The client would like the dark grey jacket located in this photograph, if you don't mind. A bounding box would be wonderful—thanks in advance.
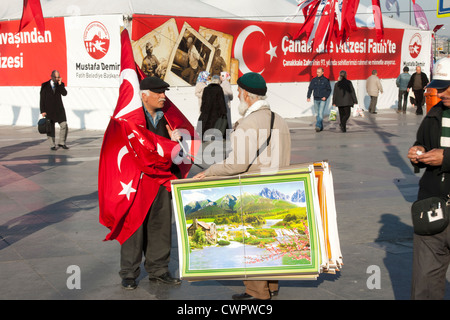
[332,79,358,107]
[413,102,450,200]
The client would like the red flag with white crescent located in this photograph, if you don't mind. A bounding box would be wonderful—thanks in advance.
[98,29,198,244]
[19,0,45,34]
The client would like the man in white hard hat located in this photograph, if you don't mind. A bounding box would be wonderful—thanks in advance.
[407,57,450,299]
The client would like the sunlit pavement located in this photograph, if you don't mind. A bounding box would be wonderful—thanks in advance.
[1,108,449,300]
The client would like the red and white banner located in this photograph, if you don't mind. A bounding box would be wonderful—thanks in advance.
[0,18,66,86]
[0,15,121,87]
[131,15,405,83]
[65,15,121,87]
[0,14,432,87]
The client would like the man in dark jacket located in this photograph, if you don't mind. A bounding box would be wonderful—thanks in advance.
[407,57,450,299]
[407,66,429,115]
[119,76,182,290]
[307,67,331,132]
[40,70,69,150]
[332,71,358,132]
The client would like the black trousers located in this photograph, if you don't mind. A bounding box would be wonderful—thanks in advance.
[119,185,173,279]
[398,90,408,112]
[338,106,351,132]
[411,223,450,299]
[413,89,425,114]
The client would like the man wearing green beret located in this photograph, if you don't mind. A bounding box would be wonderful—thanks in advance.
[194,72,291,300]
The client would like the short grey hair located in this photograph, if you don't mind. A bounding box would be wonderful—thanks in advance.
[247,92,267,101]
[140,90,150,98]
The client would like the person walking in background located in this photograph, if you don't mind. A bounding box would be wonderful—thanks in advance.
[406,57,450,299]
[408,66,429,115]
[220,71,234,129]
[332,71,358,133]
[366,70,383,114]
[396,66,411,114]
[307,67,331,132]
[40,70,69,150]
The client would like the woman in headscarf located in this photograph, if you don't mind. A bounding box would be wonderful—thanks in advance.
[332,70,358,132]
[195,71,210,109]
[198,75,228,139]
[220,71,234,129]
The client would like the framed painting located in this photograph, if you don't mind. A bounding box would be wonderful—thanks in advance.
[171,165,324,281]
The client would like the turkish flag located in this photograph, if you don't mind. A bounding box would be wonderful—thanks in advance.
[19,0,45,34]
[340,0,360,41]
[372,0,384,40]
[98,29,198,244]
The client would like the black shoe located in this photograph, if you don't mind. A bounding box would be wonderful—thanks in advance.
[50,146,57,151]
[149,272,181,285]
[121,278,137,290]
[232,292,269,300]
[58,144,69,149]
[270,290,279,297]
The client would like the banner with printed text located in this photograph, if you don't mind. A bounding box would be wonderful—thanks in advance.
[0,14,432,87]
[0,18,67,86]
[131,15,407,84]
[65,15,122,87]
[400,30,433,77]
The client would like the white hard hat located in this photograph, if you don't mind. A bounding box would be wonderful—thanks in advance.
[428,57,450,89]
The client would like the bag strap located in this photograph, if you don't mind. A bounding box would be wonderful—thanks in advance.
[246,111,275,172]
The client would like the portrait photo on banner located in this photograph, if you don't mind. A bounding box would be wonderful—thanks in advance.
[165,22,215,86]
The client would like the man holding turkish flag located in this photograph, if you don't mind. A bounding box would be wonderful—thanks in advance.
[98,29,198,289]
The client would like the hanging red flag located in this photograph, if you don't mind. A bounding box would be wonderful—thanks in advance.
[98,29,199,244]
[372,0,384,40]
[433,24,444,33]
[340,0,360,42]
[19,0,45,34]
[291,0,385,49]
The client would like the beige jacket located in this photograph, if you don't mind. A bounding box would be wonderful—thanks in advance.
[366,75,383,97]
[204,104,291,177]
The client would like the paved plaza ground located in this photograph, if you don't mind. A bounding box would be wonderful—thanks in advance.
[1,108,449,301]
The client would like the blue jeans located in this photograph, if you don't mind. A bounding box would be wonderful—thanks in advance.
[314,99,326,130]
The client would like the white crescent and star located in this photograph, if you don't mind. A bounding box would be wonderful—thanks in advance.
[234,25,277,74]
[116,138,165,201]
[117,146,128,173]
[117,145,136,200]
[118,180,136,200]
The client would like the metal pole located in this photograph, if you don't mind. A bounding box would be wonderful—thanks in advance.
[409,0,411,25]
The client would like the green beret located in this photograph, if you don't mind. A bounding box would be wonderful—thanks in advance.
[237,72,267,96]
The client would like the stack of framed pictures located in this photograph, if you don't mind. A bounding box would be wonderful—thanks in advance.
[171,161,343,281]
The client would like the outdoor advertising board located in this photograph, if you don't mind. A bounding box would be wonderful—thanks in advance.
[0,14,432,87]
[131,14,408,85]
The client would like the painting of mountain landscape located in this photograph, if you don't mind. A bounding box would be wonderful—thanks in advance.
[179,180,313,272]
